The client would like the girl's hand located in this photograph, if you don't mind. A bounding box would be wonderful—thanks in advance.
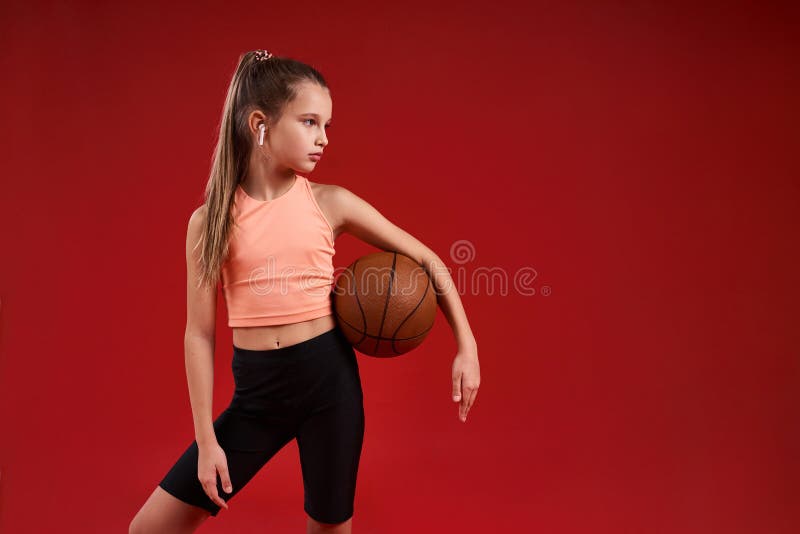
[452,347,480,422]
[198,442,233,511]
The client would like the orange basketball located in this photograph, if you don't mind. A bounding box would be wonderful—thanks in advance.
[332,251,437,357]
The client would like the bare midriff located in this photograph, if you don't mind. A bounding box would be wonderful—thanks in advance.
[232,314,337,350]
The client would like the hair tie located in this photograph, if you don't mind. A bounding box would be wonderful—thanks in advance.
[254,49,273,62]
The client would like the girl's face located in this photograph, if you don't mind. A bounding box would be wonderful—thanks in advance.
[267,81,332,173]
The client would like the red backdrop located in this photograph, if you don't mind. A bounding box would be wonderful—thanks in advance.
[1,1,797,532]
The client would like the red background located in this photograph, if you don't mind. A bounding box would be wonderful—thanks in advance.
[1,1,798,532]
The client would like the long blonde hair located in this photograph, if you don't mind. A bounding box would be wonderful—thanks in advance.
[194,50,329,290]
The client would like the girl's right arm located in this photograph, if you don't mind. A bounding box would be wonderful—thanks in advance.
[184,205,218,448]
[185,206,233,508]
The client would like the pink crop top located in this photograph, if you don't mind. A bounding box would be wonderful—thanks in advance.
[220,175,336,327]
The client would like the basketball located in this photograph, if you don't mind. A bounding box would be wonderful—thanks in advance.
[332,251,437,357]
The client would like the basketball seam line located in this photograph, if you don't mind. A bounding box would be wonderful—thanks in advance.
[390,268,433,354]
[374,252,397,354]
[351,258,368,347]
[334,313,435,342]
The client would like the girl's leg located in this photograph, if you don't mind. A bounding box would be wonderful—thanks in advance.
[129,486,210,534]
[296,332,365,531]
[132,405,296,531]
[307,515,353,534]
[297,395,364,529]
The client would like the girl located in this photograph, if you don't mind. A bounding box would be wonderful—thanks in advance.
[129,49,480,534]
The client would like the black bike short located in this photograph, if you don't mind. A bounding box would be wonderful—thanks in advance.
[158,325,365,524]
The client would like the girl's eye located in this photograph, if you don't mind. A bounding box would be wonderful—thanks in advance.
[303,118,331,129]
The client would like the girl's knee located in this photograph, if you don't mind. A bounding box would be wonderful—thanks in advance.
[306,514,353,533]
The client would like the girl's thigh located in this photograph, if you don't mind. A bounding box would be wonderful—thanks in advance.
[157,407,297,518]
[129,485,211,534]
[296,384,365,524]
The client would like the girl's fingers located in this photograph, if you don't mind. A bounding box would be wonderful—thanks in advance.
[205,478,230,509]
[452,371,462,402]
[459,387,470,420]
[203,482,228,509]
[465,388,478,416]
[459,387,478,421]
[218,464,233,494]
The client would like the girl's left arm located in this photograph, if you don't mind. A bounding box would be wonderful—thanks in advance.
[330,185,480,423]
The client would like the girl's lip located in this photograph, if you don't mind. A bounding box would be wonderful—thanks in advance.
[309,154,321,161]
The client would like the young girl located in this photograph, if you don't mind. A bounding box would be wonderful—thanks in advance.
[129,49,480,534]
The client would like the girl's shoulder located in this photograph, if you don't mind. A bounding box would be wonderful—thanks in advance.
[307,180,346,237]
[308,180,348,198]
[308,179,332,193]
[308,179,344,206]
[188,204,207,232]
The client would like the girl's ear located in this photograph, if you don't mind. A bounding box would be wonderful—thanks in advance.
[248,111,268,136]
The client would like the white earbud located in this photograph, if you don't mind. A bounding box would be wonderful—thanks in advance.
[258,124,265,146]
